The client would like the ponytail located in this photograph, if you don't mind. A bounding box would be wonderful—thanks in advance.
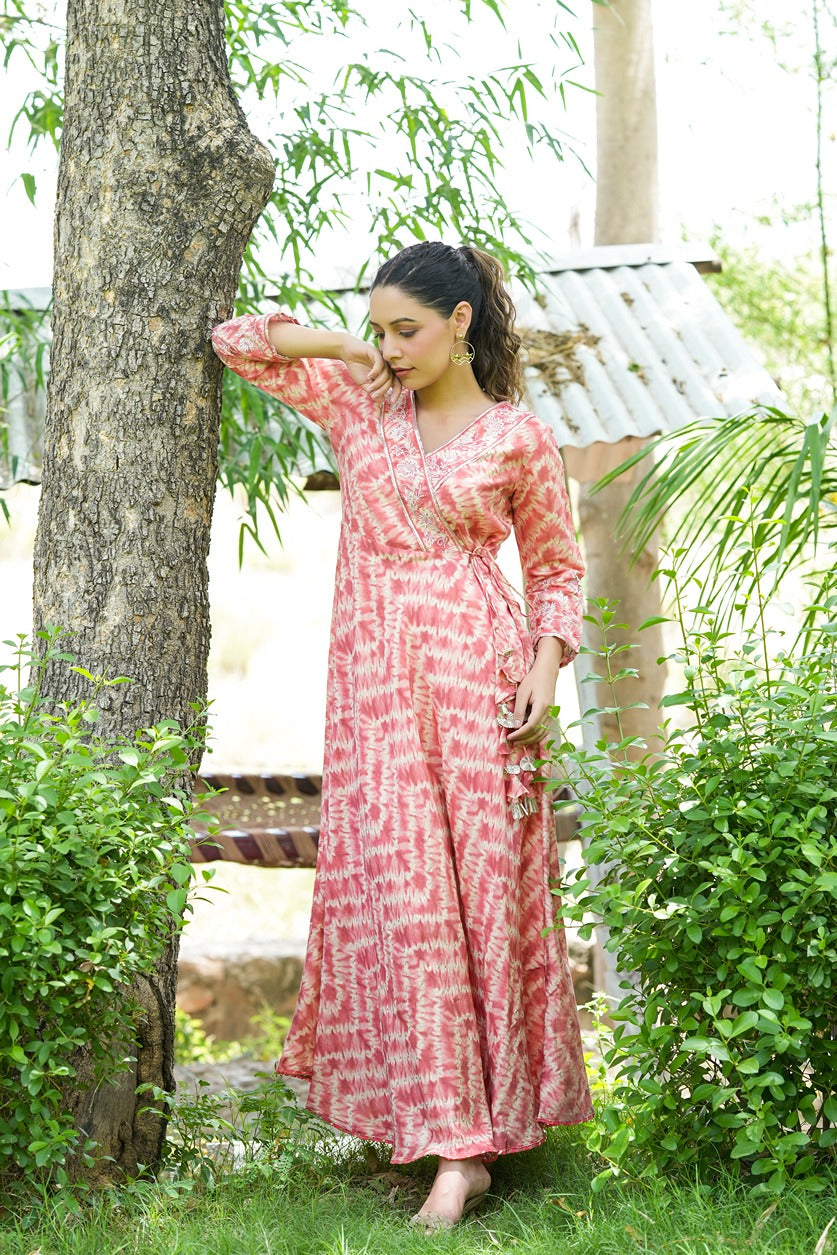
[370,241,524,403]
[459,246,523,403]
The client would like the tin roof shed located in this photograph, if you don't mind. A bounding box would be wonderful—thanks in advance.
[515,244,785,482]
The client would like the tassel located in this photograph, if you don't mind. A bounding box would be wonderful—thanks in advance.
[510,795,539,820]
[504,760,538,820]
[496,702,518,729]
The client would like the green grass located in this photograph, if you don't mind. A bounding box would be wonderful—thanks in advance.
[0,1126,834,1255]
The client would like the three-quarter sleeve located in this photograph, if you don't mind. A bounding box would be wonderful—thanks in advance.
[211,312,362,435]
[511,418,585,664]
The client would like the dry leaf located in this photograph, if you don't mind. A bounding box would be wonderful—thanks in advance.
[751,1200,778,1236]
[549,1195,587,1217]
[370,1170,407,1186]
[814,1217,835,1255]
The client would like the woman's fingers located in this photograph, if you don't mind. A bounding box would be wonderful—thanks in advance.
[507,690,549,744]
[340,343,402,404]
[358,349,390,389]
[363,366,391,396]
[341,337,404,404]
[507,719,547,745]
[364,359,401,403]
[343,338,392,394]
[511,683,532,730]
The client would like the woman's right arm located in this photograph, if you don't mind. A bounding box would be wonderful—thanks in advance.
[211,312,398,433]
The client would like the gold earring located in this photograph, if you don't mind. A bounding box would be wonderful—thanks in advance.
[450,337,475,366]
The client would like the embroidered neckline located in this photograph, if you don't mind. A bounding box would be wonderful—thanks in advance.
[408,391,508,458]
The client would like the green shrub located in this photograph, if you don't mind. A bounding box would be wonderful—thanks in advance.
[174,1005,291,1068]
[174,1009,243,1066]
[552,585,837,1195]
[0,632,206,1188]
[149,1072,326,1190]
[241,1004,292,1061]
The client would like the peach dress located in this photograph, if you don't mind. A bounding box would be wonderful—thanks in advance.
[212,313,594,1162]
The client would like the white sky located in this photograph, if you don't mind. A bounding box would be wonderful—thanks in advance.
[0,0,832,291]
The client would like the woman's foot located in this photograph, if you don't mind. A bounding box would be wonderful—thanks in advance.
[411,1155,491,1231]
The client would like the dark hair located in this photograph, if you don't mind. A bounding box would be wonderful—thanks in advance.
[370,241,523,403]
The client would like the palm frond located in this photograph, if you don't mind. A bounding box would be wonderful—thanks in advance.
[592,405,837,610]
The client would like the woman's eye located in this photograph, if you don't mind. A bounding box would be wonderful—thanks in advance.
[371,328,415,340]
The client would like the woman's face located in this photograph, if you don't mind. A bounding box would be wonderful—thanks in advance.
[368,286,470,391]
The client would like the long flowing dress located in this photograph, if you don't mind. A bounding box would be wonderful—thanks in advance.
[211,313,594,1163]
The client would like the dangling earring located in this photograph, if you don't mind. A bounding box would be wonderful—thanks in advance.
[450,337,475,366]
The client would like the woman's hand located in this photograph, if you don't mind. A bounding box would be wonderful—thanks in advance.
[340,334,402,403]
[506,640,564,746]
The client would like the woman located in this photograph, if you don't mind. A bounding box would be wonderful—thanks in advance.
[211,241,593,1230]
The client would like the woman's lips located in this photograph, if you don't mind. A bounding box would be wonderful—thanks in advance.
[393,367,413,377]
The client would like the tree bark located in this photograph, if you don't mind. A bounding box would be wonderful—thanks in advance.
[32,0,274,1181]
[577,477,666,759]
[582,0,663,1005]
[583,0,665,762]
[593,0,659,244]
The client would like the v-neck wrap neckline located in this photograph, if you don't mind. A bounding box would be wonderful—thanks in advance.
[408,390,504,458]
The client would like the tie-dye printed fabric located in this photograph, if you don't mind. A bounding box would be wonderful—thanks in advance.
[211,313,594,1162]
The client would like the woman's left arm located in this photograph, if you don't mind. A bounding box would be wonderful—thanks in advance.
[506,418,585,745]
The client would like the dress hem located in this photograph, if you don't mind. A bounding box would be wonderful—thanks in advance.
[275,1063,593,1164]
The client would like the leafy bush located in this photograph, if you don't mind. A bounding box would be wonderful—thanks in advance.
[0,633,206,1188]
[552,583,837,1195]
[241,1004,292,1061]
[175,1005,291,1067]
[174,1010,243,1066]
[149,1072,327,1190]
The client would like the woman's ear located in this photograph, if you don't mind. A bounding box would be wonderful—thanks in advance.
[451,301,473,338]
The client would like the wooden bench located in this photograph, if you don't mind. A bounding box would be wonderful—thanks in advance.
[189,773,580,868]
[190,772,323,867]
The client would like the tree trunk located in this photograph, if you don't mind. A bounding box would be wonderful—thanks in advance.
[582,0,663,1005]
[577,478,666,760]
[583,0,664,761]
[592,0,659,244]
[32,0,274,1181]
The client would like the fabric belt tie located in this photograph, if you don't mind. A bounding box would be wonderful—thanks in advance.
[466,548,540,821]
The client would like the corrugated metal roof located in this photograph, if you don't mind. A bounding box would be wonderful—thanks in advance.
[517,259,785,453]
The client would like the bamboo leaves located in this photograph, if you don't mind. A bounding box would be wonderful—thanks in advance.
[0,0,589,550]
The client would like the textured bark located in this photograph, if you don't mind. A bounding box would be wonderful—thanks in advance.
[577,477,666,762]
[32,0,274,1180]
[65,946,181,1184]
[592,0,659,245]
[584,0,665,763]
[585,0,662,1006]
